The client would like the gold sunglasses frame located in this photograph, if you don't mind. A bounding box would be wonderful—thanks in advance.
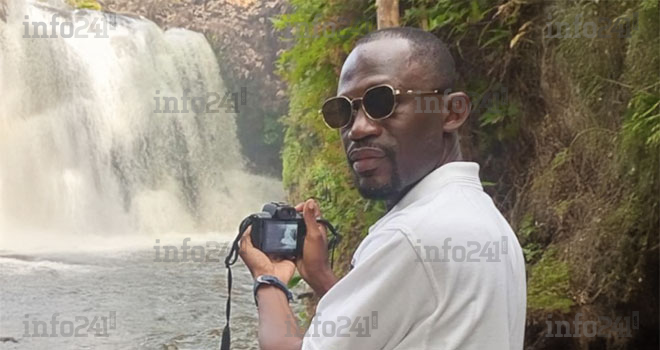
[319,83,444,129]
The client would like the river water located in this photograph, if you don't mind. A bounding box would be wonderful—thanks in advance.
[0,237,266,349]
[0,1,290,348]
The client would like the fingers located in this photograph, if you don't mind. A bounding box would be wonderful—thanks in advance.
[302,199,319,236]
[238,225,254,255]
[303,199,329,243]
[308,198,321,217]
[296,198,321,217]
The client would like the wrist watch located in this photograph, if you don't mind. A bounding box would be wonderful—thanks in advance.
[253,275,293,306]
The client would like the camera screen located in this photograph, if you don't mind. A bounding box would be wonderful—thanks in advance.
[262,220,299,253]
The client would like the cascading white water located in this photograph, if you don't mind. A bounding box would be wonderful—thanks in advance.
[0,0,282,249]
[0,4,284,348]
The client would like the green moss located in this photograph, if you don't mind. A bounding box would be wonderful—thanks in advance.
[527,248,574,313]
[553,199,571,218]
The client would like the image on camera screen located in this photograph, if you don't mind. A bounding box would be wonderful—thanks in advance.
[263,220,298,252]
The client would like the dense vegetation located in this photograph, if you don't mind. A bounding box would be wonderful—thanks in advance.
[274,0,659,348]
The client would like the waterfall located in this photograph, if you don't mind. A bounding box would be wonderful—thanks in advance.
[0,0,282,247]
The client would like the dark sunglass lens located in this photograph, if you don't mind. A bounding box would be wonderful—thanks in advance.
[363,86,395,119]
[322,98,352,128]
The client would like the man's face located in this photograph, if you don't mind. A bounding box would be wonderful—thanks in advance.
[338,38,448,201]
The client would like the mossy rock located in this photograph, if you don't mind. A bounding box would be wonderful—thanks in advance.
[527,248,574,313]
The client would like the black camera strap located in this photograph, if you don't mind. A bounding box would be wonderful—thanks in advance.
[220,217,340,350]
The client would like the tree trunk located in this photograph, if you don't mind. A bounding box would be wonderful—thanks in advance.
[376,0,400,29]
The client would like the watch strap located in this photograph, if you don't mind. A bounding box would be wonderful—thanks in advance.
[253,275,293,306]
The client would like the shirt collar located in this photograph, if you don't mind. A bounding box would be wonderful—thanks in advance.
[390,161,483,212]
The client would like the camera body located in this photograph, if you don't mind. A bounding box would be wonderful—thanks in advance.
[250,202,306,257]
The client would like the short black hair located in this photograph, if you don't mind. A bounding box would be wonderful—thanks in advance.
[355,27,456,89]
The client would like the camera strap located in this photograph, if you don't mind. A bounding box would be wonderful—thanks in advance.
[220,217,340,350]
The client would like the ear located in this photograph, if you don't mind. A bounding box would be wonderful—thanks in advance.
[443,92,471,132]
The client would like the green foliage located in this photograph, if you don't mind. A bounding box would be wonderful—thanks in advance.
[405,0,524,153]
[263,113,285,146]
[287,274,303,289]
[274,0,375,86]
[518,213,542,263]
[527,248,574,313]
[623,92,660,148]
[403,0,500,38]
[618,0,659,242]
[620,91,660,215]
[522,1,658,343]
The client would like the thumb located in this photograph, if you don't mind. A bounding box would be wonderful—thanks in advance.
[239,225,255,254]
[302,199,322,239]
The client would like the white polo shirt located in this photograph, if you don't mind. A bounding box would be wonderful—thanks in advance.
[302,161,526,350]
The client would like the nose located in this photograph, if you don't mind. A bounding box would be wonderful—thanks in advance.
[348,104,382,141]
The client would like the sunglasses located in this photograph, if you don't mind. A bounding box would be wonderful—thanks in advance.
[320,84,444,129]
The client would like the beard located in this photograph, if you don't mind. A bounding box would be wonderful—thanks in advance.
[355,173,401,199]
[351,147,402,200]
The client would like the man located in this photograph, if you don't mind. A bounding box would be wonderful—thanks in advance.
[239,27,527,349]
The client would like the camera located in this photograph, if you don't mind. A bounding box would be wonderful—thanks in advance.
[250,202,306,257]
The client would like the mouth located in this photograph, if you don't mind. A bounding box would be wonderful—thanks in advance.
[349,147,386,175]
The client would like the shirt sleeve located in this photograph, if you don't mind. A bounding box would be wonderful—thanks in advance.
[302,228,436,350]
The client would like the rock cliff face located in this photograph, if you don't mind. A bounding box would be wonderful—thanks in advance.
[103,0,290,176]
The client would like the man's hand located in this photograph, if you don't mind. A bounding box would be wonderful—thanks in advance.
[295,199,338,297]
[238,225,296,284]
[238,226,303,350]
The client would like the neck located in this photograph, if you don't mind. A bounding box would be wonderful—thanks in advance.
[439,133,463,165]
[385,192,406,211]
[385,137,462,211]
